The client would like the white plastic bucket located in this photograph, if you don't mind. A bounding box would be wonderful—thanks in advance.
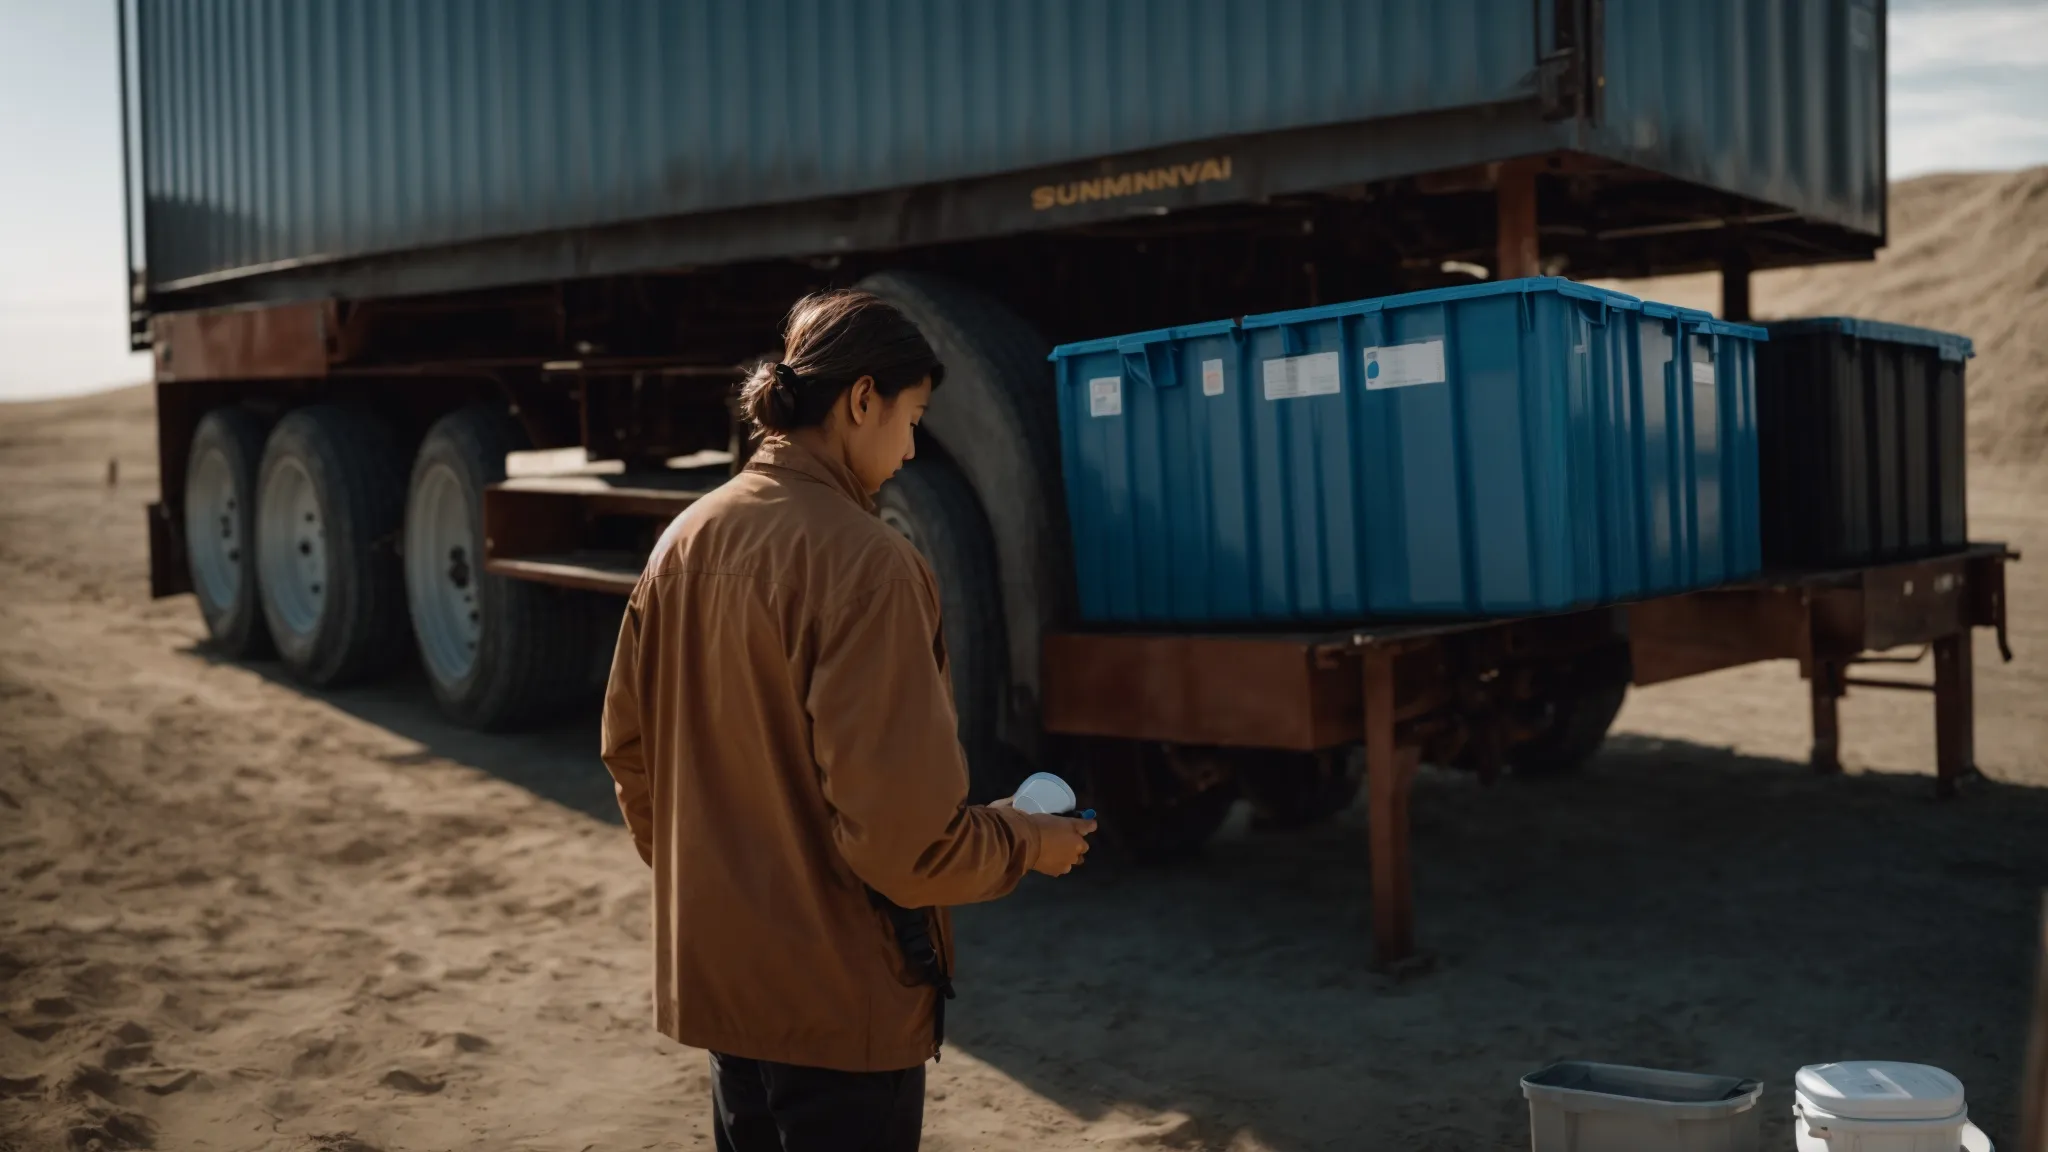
[1792,1062,1991,1152]
[1010,772,1078,815]
[1521,1062,1762,1152]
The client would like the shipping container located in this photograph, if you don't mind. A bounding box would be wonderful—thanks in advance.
[1050,279,1764,625]
[1757,318,1972,569]
[121,0,1885,315]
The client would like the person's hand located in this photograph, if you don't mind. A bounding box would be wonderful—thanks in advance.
[1022,812,1096,876]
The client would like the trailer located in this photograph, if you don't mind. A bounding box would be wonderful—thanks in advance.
[1043,543,2016,964]
[125,0,2008,884]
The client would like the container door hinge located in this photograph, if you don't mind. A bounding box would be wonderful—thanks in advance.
[1534,0,1603,124]
[1537,50,1581,122]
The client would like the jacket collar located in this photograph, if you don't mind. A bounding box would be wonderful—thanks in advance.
[746,436,876,513]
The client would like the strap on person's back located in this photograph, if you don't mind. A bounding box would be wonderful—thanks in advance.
[867,888,954,1056]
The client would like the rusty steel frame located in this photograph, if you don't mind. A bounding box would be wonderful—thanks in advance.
[1040,544,2017,966]
[479,475,713,596]
[151,300,341,382]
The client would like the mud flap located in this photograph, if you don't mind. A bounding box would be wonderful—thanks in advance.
[147,501,191,598]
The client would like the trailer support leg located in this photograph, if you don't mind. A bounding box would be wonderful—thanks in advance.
[1496,162,1541,280]
[1810,658,1844,775]
[1934,631,1976,798]
[1721,249,1753,322]
[1364,648,1421,968]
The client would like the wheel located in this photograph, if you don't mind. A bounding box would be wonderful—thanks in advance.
[857,272,1067,766]
[1237,747,1364,829]
[1509,679,1630,778]
[254,405,411,687]
[1081,741,1240,863]
[877,453,1020,803]
[182,407,272,657]
[405,404,609,729]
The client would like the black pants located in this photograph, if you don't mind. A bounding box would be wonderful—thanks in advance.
[710,1052,924,1152]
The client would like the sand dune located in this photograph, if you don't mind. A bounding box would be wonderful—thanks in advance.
[1603,166,2048,466]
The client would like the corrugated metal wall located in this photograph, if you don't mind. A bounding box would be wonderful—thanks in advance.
[134,0,1536,289]
[1594,0,1884,238]
[130,0,1884,294]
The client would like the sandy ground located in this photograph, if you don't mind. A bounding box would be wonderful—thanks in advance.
[4,172,2046,1150]
[1,397,2043,1152]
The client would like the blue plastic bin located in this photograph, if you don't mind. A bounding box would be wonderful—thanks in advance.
[1049,278,1765,625]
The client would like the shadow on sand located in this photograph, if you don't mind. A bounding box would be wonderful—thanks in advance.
[185,645,2048,1150]
[180,644,620,822]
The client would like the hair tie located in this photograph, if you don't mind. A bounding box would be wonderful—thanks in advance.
[771,362,801,393]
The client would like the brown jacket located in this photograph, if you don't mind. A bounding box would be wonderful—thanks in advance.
[600,437,1042,1072]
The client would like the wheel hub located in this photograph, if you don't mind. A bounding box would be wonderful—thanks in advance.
[258,456,327,642]
[405,463,483,686]
[184,446,243,612]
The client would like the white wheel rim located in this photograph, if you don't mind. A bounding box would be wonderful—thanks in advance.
[405,461,482,686]
[184,446,244,614]
[258,456,327,644]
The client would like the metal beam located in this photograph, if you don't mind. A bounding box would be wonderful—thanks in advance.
[1364,646,1422,968]
[1496,161,1541,279]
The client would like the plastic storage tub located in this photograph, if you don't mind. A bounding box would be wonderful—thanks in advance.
[1757,318,1972,569]
[1050,278,1765,625]
[1793,1062,1989,1152]
[1521,1061,1762,1152]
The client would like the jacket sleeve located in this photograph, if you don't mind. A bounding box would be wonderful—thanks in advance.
[808,575,1041,908]
[600,597,655,866]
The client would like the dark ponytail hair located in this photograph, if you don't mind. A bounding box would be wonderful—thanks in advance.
[738,290,945,435]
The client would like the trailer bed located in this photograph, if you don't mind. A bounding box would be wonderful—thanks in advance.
[1042,543,2018,966]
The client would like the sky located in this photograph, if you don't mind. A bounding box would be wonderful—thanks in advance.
[2,1,2046,402]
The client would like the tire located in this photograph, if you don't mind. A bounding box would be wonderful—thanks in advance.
[857,273,1067,764]
[1509,679,1630,778]
[1081,741,1240,863]
[1237,747,1364,830]
[254,406,411,687]
[877,453,1020,803]
[182,407,273,657]
[405,404,608,729]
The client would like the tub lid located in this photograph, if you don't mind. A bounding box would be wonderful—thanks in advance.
[1795,1062,1964,1121]
[1766,317,1975,361]
[1239,276,1642,331]
[1048,318,1239,361]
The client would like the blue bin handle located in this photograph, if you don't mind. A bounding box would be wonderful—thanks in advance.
[1118,335,1182,389]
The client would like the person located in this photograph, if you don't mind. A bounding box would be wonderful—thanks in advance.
[600,289,1096,1152]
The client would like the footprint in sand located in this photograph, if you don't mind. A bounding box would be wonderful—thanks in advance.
[380,1069,445,1095]
[311,1134,384,1152]
[63,1108,155,1151]
[101,1042,153,1071]
[65,1064,127,1103]
[289,1034,361,1079]
[333,839,387,866]
[136,1068,200,1096]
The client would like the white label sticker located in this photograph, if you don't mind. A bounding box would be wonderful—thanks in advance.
[1201,358,1225,397]
[1691,360,1715,386]
[1087,376,1122,418]
[1261,352,1341,401]
[1363,339,1447,390]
